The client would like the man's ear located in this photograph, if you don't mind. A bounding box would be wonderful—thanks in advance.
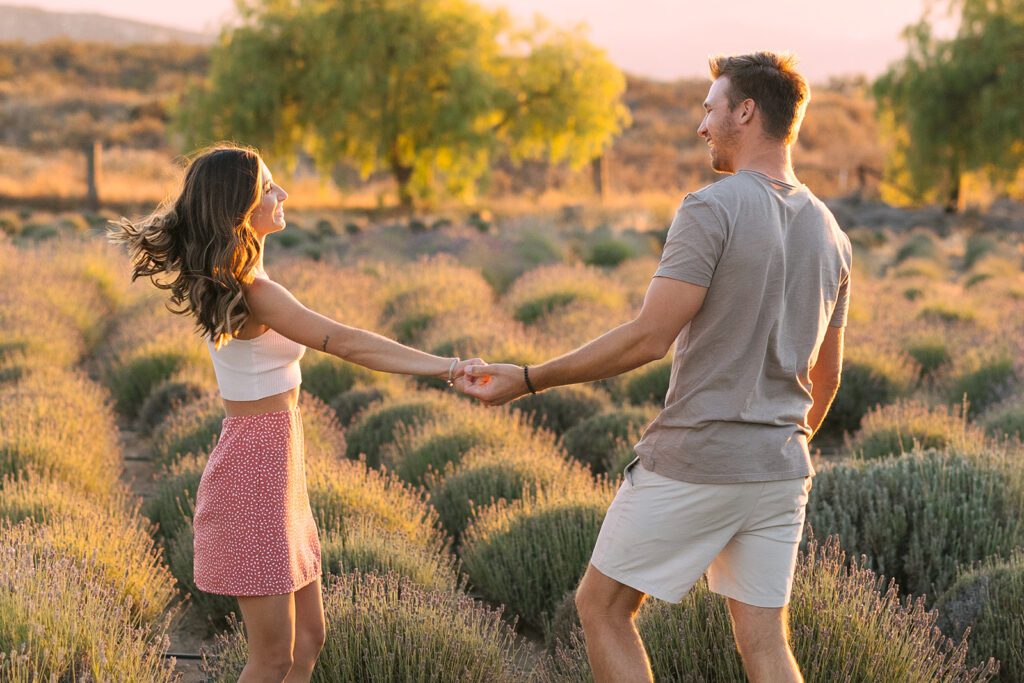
[738,98,756,125]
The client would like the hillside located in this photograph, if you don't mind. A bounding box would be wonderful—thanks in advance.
[0,4,211,45]
[0,38,885,206]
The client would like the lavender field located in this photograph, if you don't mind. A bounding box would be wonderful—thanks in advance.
[1,209,1022,681]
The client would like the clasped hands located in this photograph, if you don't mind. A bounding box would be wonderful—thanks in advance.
[448,358,532,406]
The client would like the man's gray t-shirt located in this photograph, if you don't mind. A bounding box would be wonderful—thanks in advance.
[633,170,852,484]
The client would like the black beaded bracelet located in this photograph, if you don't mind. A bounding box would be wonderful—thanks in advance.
[523,365,537,394]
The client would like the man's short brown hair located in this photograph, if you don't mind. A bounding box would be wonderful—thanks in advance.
[709,52,810,145]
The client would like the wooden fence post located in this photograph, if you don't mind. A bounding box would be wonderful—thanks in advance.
[85,141,102,210]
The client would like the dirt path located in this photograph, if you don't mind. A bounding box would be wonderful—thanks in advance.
[119,425,213,682]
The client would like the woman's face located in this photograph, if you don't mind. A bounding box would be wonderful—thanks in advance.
[250,159,289,237]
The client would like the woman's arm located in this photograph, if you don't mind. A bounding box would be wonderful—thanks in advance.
[246,277,459,378]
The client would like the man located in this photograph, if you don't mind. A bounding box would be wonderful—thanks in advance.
[461,52,852,682]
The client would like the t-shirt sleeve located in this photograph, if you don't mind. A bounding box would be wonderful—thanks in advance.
[654,195,726,288]
[829,272,850,328]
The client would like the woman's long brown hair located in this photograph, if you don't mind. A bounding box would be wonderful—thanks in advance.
[109,144,264,348]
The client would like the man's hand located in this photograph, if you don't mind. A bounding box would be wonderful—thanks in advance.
[457,363,526,406]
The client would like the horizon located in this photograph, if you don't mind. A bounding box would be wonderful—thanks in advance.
[4,0,959,83]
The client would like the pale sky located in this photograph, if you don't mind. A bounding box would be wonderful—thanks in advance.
[9,0,958,82]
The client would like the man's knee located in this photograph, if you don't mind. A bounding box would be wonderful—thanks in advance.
[575,565,644,626]
[727,599,790,655]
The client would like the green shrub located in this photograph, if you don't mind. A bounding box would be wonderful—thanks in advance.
[820,347,918,436]
[420,310,546,371]
[136,366,215,432]
[620,356,672,406]
[145,453,203,543]
[0,211,21,236]
[306,456,448,553]
[0,369,121,496]
[204,572,523,682]
[330,387,387,426]
[982,398,1024,441]
[320,516,461,593]
[380,259,495,344]
[476,227,566,293]
[300,393,349,461]
[935,551,1024,681]
[807,449,1024,600]
[345,393,460,467]
[0,474,176,625]
[426,442,593,536]
[539,538,997,682]
[509,386,607,436]
[585,238,636,267]
[381,406,544,485]
[461,480,616,629]
[895,230,940,264]
[946,351,1019,417]
[0,521,177,682]
[164,522,237,629]
[149,393,222,467]
[506,264,626,325]
[906,337,952,379]
[963,233,999,271]
[919,303,977,324]
[562,409,652,473]
[106,348,195,417]
[274,259,385,332]
[847,400,985,459]
[299,354,379,404]
[894,257,946,280]
[275,230,305,248]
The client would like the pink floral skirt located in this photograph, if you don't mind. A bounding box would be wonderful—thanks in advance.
[193,406,321,596]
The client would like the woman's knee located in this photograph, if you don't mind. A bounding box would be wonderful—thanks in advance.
[293,619,327,665]
[248,645,294,679]
[298,621,327,652]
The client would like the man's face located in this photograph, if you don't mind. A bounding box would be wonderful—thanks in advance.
[698,77,742,174]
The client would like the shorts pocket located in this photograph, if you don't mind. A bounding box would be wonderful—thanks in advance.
[623,455,641,486]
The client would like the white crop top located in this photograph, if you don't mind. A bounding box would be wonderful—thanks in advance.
[207,327,306,401]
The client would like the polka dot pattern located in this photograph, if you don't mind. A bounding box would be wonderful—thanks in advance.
[193,406,321,596]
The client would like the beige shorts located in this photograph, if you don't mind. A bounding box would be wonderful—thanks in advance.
[589,457,812,608]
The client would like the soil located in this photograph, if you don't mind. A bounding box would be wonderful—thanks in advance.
[118,424,214,682]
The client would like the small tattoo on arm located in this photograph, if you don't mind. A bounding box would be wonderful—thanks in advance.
[321,335,330,352]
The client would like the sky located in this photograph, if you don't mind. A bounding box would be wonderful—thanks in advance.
[9,0,958,82]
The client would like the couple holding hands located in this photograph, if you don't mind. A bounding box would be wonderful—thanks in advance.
[114,51,850,683]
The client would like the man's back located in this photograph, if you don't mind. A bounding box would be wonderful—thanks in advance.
[634,170,852,484]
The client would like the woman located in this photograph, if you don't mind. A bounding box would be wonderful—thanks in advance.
[111,144,476,681]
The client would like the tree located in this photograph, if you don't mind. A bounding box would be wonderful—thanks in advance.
[873,0,1024,211]
[177,0,630,209]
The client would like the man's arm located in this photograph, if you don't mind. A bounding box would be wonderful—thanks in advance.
[807,325,844,438]
[461,277,707,405]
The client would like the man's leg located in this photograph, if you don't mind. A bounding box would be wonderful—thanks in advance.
[726,598,803,683]
[575,563,652,683]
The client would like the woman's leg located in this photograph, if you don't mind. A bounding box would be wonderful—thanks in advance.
[236,592,296,682]
[285,578,326,682]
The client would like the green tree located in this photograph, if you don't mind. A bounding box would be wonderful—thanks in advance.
[873,0,1024,212]
[177,0,630,208]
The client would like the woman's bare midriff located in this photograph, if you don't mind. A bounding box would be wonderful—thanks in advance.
[221,386,301,417]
